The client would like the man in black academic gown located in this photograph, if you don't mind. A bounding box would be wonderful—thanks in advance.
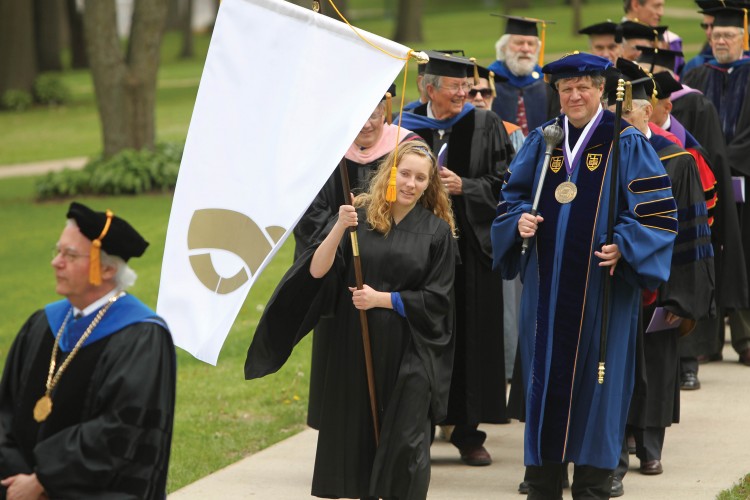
[488,16,560,137]
[683,7,750,369]
[638,46,749,389]
[397,51,513,466]
[0,202,176,499]
[605,61,715,497]
[579,21,624,64]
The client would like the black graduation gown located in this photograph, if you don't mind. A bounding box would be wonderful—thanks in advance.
[0,311,176,499]
[409,104,511,425]
[294,136,420,431]
[246,204,456,500]
[670,90,748,310]
[628,137,715,429]
[683,63,750,306]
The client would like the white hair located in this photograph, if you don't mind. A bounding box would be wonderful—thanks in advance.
[495,34,540,62]
[66,219,138,290]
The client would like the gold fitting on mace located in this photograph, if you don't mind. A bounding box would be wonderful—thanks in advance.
[616,79,625,102]
[597,362,605,384]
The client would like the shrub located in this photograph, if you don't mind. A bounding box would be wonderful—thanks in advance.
[35,142,183,200]
[1,90,33,112]
[33,74,72,106]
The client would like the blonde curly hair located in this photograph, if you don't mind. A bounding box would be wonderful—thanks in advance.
[354,140,456,237]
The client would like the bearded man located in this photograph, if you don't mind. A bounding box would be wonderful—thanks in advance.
[488,15,560,137]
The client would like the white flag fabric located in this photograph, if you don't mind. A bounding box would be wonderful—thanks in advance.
[157,0,410,364]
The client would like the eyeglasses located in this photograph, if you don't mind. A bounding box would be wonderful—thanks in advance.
[52,246,89,262]
[700,22,713,30]
[468,88,492,98]
[710,31,740,41]
[441,82,471,94]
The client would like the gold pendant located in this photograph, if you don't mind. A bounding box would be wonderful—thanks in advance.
[33,395,52,423]
[555,181,577,204]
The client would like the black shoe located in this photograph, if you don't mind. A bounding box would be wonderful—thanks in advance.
[680,371,701,390]
[611,477,624,497]
[459,445,492,466]
[518,480,528,494]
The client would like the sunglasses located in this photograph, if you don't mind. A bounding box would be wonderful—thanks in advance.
[468,88,492,98]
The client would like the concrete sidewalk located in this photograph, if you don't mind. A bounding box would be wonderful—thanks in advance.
[0,157,87,179]
[170,342,749,499]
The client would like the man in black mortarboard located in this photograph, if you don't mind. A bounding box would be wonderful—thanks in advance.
[603,60,714,497]
[579,21,625,64]
[492,52,676,500]
[396,50,515,467]
[683,6,750,370]
[620,20,668,62]
[0,202,176,499]
[488,15,561,137]
[404,50,465,112]
[622,0,685,72]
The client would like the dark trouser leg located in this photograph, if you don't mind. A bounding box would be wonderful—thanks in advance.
[571,464,614,500]
[525,462,564,500]
[614,430,630,479]
[680,357,699,376]
[449,424,486,449]
[634,426,665,462]
[728,309,750,354]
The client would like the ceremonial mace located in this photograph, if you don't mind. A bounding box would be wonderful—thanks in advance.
[521,119,564,255]
[598,79,626,384]
[338,159,380,445]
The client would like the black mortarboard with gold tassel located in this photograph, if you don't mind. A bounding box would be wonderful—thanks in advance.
[66,202,149,285]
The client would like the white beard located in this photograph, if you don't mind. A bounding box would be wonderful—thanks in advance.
[504,51,537,77]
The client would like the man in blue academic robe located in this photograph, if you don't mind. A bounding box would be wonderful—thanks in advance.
[491,53,676,499]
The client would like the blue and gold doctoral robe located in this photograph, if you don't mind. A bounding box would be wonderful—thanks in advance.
[491,111,676,469]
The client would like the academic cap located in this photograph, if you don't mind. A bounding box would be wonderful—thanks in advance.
[422,50,475,78]
[416,49,465,75]
[66,202,149,285]
[492,15,554,65]
[620,20,667,42]
[652,71,683,100]
[636,46,684,71]
[711,7,749,50]
[578,21,624,43]
[605,58,657,107]
[542,52,612,89]
[696,1,750,14]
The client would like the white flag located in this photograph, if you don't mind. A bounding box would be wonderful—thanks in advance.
[157,0,410,364]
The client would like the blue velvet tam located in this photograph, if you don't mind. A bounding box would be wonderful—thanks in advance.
[542,52,612,88]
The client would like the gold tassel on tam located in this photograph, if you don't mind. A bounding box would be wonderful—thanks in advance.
[744,9,749,52]
[89,209,114,285]
[469,57,480,86]
[624,82,633,112]
[385,164,397,202]
[489,71,497,98]
[539,22,547,67]
[385,92,393,125]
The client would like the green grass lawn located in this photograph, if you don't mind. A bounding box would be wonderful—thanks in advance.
[0,0,729,493]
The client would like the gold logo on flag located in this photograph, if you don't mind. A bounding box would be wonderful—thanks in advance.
[187,209,286,294]
[586,154,602,171]
[550,156,563,173]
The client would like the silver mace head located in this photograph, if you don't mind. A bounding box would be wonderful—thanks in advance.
[543,119,564,148]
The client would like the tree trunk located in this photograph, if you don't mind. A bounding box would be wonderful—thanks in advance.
[84,0,168,157]
[180,0,194,59]
[35,0,64,71]
[393,0,422,43]
[166,0,181,30]
[66,0,89,69]
[0,0,37,95]
[570,0,582,35]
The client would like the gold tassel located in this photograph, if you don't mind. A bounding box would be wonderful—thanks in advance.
[489,71,497,98]
[385,164,397,202]
[624,82,633,112]
[89,209,114,285]
[539,22,547,67]
[744,9,749,52]
[469,57,479,86]
[385,92,392,125]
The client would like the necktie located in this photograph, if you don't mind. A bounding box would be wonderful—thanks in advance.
[516,93,529,136]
